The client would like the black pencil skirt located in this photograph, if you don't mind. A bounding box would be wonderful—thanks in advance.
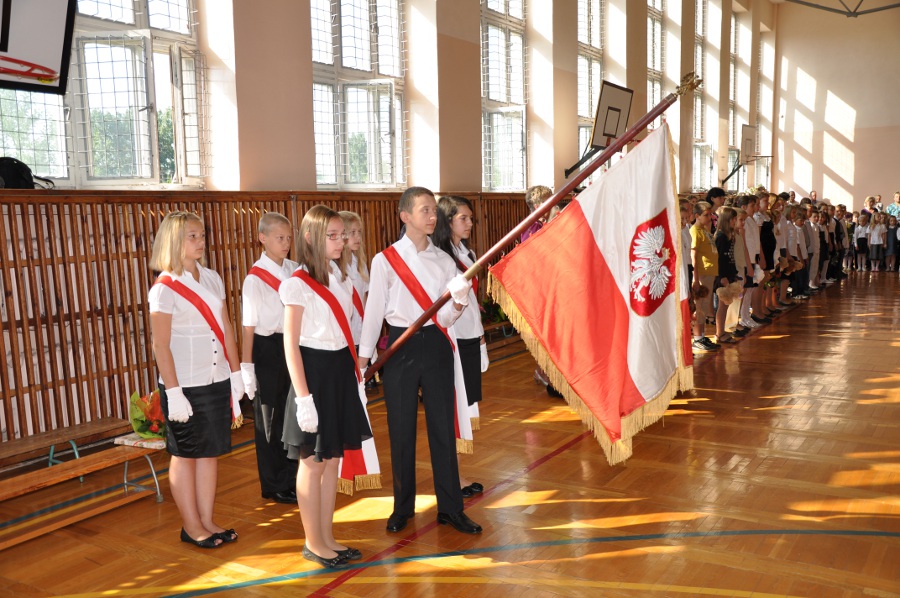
[160,379,232,458]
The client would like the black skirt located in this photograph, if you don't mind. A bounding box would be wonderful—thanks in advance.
[282,345,372,462]
[160,380,232,458]
[457,337,482,406]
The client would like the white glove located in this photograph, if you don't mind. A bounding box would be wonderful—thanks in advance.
[240,362,257,400]
[358,368,368,404]
[753,264,764,284]
[230,371,244,419]
[480,343,489,372]
[295,393,318,433]
[165,386,192,423]
[447,274,471,306]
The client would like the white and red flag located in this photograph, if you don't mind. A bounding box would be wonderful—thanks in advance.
[488,124,693,465]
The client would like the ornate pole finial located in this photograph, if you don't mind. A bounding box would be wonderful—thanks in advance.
[676,72,703,97]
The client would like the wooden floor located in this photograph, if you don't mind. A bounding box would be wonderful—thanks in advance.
[2,271,899,597]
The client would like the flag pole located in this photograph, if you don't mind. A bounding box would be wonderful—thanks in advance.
[363,72,702,380]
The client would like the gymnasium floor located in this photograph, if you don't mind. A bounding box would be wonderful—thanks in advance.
[1,271,898,597]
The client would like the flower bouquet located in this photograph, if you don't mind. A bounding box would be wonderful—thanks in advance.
[129,389,166,439]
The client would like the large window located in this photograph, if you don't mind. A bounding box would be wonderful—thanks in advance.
[691,0,712,191]
[481,0,526,191]
[0,0,206,186]
[647,0,665,130]
[310,0,405,188]
[577,0,603,157]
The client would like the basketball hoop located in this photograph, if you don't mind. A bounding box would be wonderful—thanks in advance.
[0,55,59,83]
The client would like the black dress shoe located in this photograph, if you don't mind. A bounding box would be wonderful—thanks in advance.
[436,511,482,534]
[262,489,297,504]
[302,545,346,569]
[337,546,362,561]
[386,511,414,533]
[461,482,484,498]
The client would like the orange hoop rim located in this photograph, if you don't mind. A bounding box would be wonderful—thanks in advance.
[0,54,59,82]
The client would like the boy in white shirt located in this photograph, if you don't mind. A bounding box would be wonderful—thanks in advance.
[241,212,300,504]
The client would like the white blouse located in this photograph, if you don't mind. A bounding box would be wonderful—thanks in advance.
[347,254,369,345]
[148,266,231,388]
[241,253,299,336]
[450,242,484,340]
[279,262,354,351]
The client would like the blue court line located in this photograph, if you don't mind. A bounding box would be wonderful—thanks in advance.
[0,438,256,530]
[163,528,900,597]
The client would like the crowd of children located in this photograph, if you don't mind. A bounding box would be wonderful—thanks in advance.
[684,187,898,354]
[148,188,487,569]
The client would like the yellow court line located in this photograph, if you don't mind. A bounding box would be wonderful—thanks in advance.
[57,576,807,598]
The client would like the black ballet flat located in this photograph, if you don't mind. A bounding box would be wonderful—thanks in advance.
[302,545,347,569]
[180,528,222,549]
[336,546,362,561]
[461,482,484,498]
[214,528,238,543]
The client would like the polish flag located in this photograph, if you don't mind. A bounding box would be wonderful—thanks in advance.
[337,385,382,496]
[488,124,693,465]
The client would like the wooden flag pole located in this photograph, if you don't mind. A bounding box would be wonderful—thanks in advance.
[363,72,702,380]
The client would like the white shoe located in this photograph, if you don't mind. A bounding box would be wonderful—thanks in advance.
[741,318,760,328]
[808,285,820,290]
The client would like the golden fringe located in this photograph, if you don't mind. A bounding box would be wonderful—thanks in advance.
[231,415,243,430]
[456,438,473,455]
[354,474,382,491]
[336,477,354,497]
[471,417,480,431]
[488,274,685,466]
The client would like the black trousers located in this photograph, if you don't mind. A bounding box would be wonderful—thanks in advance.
[384,325,463,516]
[252,333,296,494]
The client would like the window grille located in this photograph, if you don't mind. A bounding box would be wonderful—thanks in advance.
[77,36,153,179]
[0,90,69,178]
[311,0,406,188]
[148,0,192,34]
[481,0,526,191]
[78,0,135,24]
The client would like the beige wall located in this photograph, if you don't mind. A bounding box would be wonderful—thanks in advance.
[198,0,317,191]
[773,4,900,210]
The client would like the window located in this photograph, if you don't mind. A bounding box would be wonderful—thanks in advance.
[728,13,738,149]
[0,1,207,186]
[647,0,665,129]
[692,0,708,191]
[311,0,405,188]
[482,0,526,190]
[577,0,603,158]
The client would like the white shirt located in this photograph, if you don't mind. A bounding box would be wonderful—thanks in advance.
[774,216,788,253]
[869,223,886,245]
[279,262,354,351]
[743,213,761,261]
[347,254,370,345]
[681,225,692,277]
[807,221,820,254]
[450,242,484,340]
[241,253,299,336]
[359,235,465,359]
[149,266,231,388]
[853,224,869,243]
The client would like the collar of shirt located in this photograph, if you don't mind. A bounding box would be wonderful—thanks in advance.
[257,252,296,279]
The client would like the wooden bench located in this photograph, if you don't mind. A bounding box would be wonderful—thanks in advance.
[0,421,164,551]
[0,418,133,468]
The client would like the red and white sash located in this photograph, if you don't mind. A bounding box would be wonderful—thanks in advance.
[291,267,381,495]
[154,274,236,422]
[248,266,282,293]
[382,246,474,453]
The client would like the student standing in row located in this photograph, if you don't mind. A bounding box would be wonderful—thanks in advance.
[280,205,373,568]
[241,212,299,504]
[432,195,489,498]
[149,211,244,549]
[358,187,483,535]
